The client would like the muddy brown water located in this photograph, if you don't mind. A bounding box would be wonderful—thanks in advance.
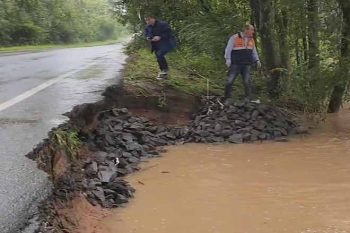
[93,107,350,233]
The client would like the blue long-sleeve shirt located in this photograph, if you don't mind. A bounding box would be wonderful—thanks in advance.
[145,20,176,53]
[145,25,153,40]
[224,33,259,62]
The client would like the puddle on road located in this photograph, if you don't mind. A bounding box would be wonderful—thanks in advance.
[94,108,350,233]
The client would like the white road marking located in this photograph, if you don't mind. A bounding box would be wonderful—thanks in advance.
[0,62,97,112]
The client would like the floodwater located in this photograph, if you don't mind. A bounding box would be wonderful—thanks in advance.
[96,107,350,233]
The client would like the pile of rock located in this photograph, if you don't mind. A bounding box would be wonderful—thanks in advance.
[83,155,136,208]
[82,108,188,207]
[184,99,303,143]
[81,102,305,206]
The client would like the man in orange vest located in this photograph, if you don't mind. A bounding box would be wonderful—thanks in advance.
[224,24,261,100]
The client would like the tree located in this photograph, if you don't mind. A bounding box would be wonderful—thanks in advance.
[250,0,284,99]
[307,0,320,71]
[328,0,350,113]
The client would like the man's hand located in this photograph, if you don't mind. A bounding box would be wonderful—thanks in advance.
[225,59,231,68]
[256,60,262,69]
[152,36,161,42]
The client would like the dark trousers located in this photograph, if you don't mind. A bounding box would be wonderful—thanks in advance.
[224,64,252,99]
[155,50,169,72]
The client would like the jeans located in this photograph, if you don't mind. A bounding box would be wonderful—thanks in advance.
[224,64,252,99]
[155,50,169,72]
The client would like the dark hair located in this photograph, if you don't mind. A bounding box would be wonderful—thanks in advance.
[145,16,156,20]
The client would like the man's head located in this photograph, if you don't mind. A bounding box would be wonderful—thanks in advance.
[145,16,156,26]
[243,24,255,37]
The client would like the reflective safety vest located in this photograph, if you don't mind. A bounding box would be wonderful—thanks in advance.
[231,33,255,65]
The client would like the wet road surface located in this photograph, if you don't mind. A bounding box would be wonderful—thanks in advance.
[0,43,127,233]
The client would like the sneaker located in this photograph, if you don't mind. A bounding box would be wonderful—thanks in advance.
[160,70,168,75]
[156,71,168,80]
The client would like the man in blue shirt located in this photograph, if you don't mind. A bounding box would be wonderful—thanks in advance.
[145,16,176,80]
[224,24,261,101]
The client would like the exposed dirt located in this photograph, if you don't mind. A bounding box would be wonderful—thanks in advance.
[55,196,110,233]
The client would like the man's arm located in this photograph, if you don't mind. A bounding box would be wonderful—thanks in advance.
[224,36,234,60]
[145,26,153,40]
[252,45,260,62]
[252,45,261,68]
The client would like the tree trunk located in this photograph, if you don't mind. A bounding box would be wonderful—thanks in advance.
[276,8,290,69]
[328,0,350,113]
[250,0,283,99]
[307,0,320,71]
[296,38,301,66]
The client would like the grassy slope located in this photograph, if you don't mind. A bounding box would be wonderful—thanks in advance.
[123,49,224,97]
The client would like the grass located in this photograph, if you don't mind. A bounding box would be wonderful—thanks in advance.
[52,129,81,161]
[0,36,130,54]
[123,49,223,96]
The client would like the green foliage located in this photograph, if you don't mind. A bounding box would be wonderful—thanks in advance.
[114,0,348,113]
[0,0,127,46]
[52,129,81,161]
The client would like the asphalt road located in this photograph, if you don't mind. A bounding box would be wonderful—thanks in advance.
[0,43,127,233]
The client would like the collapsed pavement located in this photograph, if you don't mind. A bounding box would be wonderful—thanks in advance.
[26,85,307,233]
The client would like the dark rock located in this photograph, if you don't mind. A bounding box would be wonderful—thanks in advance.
[129,122,144,130]
[295,126,308,134]
[165,132,176,140]
[105,134,115,145]
[104,189,117,196]
[122,152,132,158]
[92,187,105,203]
[221,129,233,137]
[85,161,98,177]
[228,134,243,144]
[235,101,245,107]
[258,133,268,140]
[214,123,222,132]
[118,158,128,168]
[106,153,118,160]
[279,128,288,136]
[115,194,129,204]
[242,112,251,120]
[102,200,114,208]
[120,108,128,114]
[273,130,282,138]
[212,137,224,143]
[275,137,289,142]
[86,180,101,190]
[98,170,115,183]
[128,156,140,164]
[242,132,251,141]
[122,133,134,142]
[117,169,129,176]
[125,142,142,151]
[251,110,259,120]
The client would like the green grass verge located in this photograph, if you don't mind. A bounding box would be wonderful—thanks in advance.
[0,36,130,54]
[124,49,224,96]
